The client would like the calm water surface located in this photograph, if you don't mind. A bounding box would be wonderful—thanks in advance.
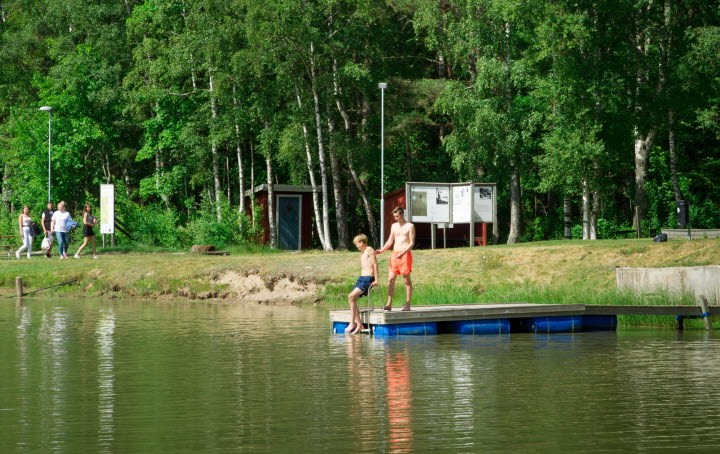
[2,299,720,453]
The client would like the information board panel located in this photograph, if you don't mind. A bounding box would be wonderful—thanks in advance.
[408,184,451,223]
[452,185,472,223]
[100,184,114,234]
[408,182,496,225]
[473,185,494,222]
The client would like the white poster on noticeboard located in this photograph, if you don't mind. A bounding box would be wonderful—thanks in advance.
[100,184,114,234]
[473,185,493,222]
[452,185,472,223]
[409,185,450,223]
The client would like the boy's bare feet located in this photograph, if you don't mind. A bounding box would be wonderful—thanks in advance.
[383,305,392,311]
[350,323,364,334]
[344,323,356,333]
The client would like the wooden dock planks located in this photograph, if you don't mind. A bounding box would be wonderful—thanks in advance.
[330,303,720,326]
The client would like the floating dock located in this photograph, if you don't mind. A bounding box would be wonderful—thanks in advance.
[330,303,719,337]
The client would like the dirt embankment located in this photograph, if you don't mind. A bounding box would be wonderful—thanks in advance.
[213,270,323,304]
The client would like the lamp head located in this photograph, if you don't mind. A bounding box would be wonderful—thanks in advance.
[378,83,387,89]
[40,106,52,112]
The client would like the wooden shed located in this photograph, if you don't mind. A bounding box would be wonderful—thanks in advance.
[245,184,314,250]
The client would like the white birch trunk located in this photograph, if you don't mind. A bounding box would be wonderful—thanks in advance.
[295,84,327,250]
[209,69,222,221]
[563,194,572,239]
[582,176,590,240]
[265,122,276,249]
[326,113,349,250]
[310,42,333,251]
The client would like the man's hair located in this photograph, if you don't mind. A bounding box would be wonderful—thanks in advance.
[353,234,368,244]
[392,206,404,215]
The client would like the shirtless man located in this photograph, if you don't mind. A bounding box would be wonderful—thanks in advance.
[346,234,379,334]
[376,206,415,311]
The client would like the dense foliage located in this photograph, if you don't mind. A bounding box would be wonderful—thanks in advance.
[1,0,719,248]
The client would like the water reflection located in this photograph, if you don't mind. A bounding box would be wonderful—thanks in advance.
[96,308,115,453]
[3,302,720,453]
[385,348,413,453]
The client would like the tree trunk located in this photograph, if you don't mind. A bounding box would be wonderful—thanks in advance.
[332,62,378,248]
[633,127,655,230]
[295,83,328,250]
[590,160,600,240]
[209,69,222,221]
[668,108,683,203]
[504,21,521,244]
[590,191,599,240]
[582,176,590,240]
[326,113,349,250]
[310,42,333,251]
[507,157,521,244]
[563,194,572,239]
[265,122,276,249]
[233,87,245,213]
[359,93,380,248]
[2,163,11,210]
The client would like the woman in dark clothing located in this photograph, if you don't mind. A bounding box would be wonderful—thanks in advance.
[74,204,99,259]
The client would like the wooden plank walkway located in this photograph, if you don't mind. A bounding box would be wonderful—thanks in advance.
[330,302,720,326]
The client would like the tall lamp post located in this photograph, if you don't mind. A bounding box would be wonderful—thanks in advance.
[379,82,387,247]
[40,106,53,203]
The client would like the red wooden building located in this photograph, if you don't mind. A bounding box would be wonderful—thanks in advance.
[245,184,314,250]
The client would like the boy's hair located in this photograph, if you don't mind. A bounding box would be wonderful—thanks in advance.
[392,206,404,215]
[353,234,368,245]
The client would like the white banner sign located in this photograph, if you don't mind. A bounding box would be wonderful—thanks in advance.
[100,184,114,234]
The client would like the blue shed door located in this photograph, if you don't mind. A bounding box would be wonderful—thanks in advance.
[277,195,301,250]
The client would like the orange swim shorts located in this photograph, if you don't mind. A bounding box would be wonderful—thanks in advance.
[389,251,413,275]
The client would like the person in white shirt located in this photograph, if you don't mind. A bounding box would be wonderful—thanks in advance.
[50,201,72,259]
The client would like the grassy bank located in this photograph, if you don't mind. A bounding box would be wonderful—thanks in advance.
[2,238,719,327]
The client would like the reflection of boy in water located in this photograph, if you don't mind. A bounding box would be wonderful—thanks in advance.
[346,234,379,334]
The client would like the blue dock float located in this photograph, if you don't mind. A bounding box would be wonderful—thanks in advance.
[330,302,720,336]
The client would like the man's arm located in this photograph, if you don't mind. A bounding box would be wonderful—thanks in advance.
[375,226,395,255]
[42,212,48,234]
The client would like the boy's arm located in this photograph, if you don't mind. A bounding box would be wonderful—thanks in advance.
[370,249,379,286]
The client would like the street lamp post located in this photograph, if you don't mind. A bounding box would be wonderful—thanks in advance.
[40,106,52,203]
[379,82,387,248]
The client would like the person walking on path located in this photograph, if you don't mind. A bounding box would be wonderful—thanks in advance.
[16,205,33,259]
[375,206,415,311]
[41,202,55,258]
[346,234,379,334]
[74,204,99,259]
[50,201,72,259]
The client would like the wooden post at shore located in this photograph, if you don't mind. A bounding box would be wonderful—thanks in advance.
[700,295,713,331]
[16,276,23,298]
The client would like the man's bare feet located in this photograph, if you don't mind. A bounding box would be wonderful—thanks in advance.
[344,323,356,333]
[350,323,364,334]
[383,305,392,311]
[402,303,411,311]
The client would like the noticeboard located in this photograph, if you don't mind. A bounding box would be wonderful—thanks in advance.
[100,184,114,234]
[407,182,496,224]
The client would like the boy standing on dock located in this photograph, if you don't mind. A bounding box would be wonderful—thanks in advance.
[376,206,415,311]
[346,234,379,334]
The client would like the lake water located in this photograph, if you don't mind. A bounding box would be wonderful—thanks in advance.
[2,299,720,453]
